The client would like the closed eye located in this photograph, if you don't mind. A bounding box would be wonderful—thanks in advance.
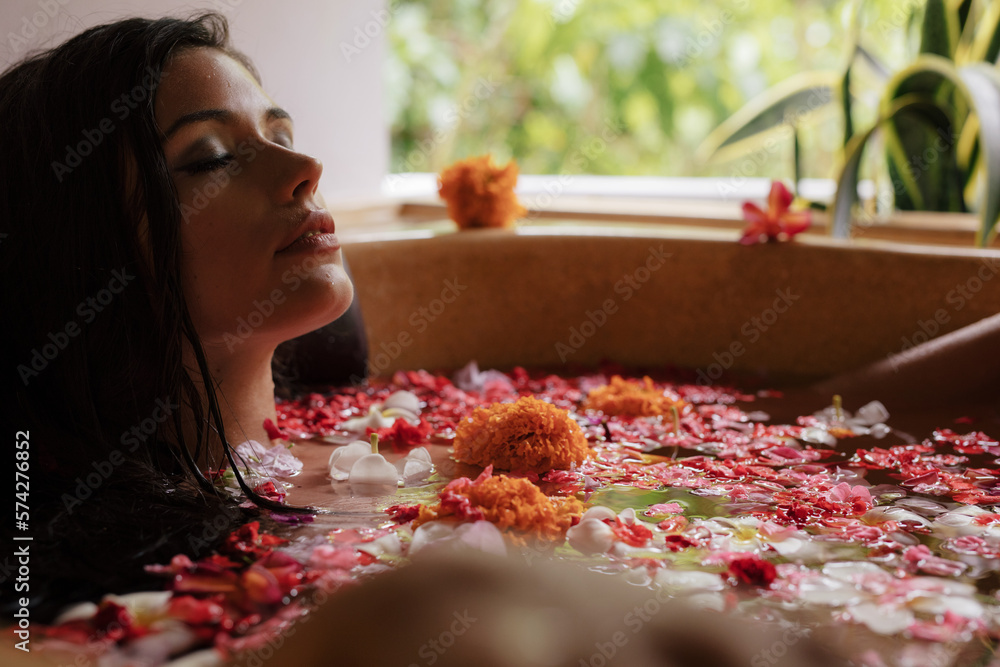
[182,154,235,174]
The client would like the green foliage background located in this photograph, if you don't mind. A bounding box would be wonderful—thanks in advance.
[387,0,905,179]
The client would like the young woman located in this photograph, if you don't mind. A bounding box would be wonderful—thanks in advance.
[0,13,366,618]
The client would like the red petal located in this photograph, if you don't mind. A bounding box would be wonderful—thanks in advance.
[741,202,767,225]
[768,181,794,214]
[779,210,811,236]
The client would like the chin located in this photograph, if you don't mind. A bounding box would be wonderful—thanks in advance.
[288,265,355,333]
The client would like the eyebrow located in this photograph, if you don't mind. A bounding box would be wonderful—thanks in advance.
[161,106,292,140]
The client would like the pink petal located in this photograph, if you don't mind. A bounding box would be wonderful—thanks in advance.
[780,210,811,236]
[768,181,794,213]
[741,202,767,224]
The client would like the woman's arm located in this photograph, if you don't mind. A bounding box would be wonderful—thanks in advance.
[813,311,1000,411]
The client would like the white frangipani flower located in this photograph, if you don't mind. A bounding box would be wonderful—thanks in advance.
[339,390,422,433]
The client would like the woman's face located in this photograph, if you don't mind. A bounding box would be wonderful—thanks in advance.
[155,47,353,354]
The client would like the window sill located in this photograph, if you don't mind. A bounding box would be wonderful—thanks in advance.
[330,174,993,249]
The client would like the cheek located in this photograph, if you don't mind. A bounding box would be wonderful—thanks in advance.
[179,221,272,341]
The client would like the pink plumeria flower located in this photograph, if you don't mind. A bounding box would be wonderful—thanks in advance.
[739,180,811,245]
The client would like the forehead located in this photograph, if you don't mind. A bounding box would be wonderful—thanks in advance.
[154,48,271,128]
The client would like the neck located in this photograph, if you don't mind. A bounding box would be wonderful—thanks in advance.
[183,343,278,469]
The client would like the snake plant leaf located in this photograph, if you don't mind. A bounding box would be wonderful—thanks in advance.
[954,0,974,35]
[920,0,958,59]
[830,98,944,239]
[956,114,979,176]
[845,0,863,47]
[883,107,955,213]
[696,71,839,165]
[841,65,854,148]
[955,64,1000,245]
[833,61,1000,245]
[855,43,891,81]
[964,0,1000,64]
[881,57,965,213]
[884,102,961,212]
[830,123,880,239]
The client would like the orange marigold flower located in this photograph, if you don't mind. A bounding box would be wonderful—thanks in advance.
[414,467,583,545]
[583,375,685,418]
[438,154,526,230]
[453,396,590,473]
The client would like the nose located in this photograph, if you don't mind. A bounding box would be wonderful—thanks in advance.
[281,149,323,203]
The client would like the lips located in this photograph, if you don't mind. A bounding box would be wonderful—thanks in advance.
[276,209,339,254]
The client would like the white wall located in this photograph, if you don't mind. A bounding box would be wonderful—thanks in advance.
[0,0,388,204]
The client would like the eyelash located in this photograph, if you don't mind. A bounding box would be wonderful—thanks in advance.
[183,154,234,174]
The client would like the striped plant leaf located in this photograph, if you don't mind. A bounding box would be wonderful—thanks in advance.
[696,71,839,164]
[841,64,854,149]
[832,59,1000,245]
[830,97,946,238]
[855,43,891,80]
[920,0,957,58]
[963,0,1000,63]
[955,64,1000,245]
[881,57,961,212]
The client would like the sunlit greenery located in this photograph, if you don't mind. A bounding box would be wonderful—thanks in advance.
[387,0,907,180]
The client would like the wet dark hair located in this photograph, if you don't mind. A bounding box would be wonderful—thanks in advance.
[0,13,309,619]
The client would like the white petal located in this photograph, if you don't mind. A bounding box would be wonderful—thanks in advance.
[162,649,222,667]
[567,518,615,555]
[822,561,888,582]
[797,577,861,606]
[453,521,507,556]
[349,454,399,495]
[53,601,99,624]
[401,459,433,484]
[103,591,172,619]
[855,401,890,426]
[869,423,891,439]
[581,506,617,522]
[383,390,421,415]
[849,602,913,635]
[357,533,402,558]
[329,442,372,478]
[654,568,725,594]
[410,522,457,554]
[341,407,394,432]
[910,594,984,619]
[799,427,837,446]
